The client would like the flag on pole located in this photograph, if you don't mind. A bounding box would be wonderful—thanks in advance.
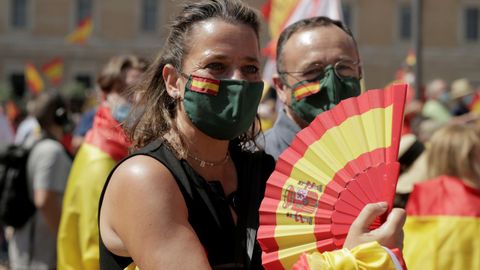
[25,63,44,94]
[66,16,93,44]
[42,57,64,87]
[262,0,344,84]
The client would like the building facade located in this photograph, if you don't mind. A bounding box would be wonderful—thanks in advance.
[0,0,479,99]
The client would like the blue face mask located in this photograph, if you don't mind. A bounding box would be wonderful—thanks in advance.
[463,94,473,106]
[439,92,450,104]
[112,103,132,123]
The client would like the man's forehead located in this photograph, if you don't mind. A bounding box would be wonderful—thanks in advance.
[282,25,357,68]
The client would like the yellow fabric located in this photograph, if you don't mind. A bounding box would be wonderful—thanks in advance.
[268,0,298,38]
[404,216,480,270]
[303,242,398,270]
[57,144,117,270]
[124,263,139,270]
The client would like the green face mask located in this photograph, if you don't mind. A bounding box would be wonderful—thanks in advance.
[289,65,361,123]
[183,74,264,140]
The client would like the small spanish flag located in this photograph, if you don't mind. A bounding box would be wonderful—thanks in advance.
[293,81,320,100]
[66,16,93,44]
[190,75,220,96]
[25,63,44,94]
[42,57,63,86]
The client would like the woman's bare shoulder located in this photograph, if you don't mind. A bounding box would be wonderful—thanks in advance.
[104,154,185,206]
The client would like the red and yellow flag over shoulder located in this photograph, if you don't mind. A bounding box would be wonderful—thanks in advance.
[42,57,63,87]
[66,16,93,44]
[404,176,480,270]
[25,63,44,94]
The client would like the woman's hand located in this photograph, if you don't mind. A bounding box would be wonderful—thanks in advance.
[344,202,406,250]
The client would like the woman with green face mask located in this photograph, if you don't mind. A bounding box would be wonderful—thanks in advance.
[97,1,275,269]
[97,1,404,269]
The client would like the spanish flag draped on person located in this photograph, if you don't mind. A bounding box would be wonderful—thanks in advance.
[403,123,480,270]
[57,55,148,270]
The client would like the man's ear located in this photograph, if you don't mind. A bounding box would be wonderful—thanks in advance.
[273,74,291,105]
[162,64,182,99]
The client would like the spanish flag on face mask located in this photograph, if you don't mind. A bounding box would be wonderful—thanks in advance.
[403,176,480,270]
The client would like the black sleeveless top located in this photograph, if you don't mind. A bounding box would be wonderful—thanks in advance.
[98,140,275,269]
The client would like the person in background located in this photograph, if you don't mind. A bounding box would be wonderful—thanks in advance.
[257,16,362,160]
[0,108,14,146]
[393,134,428,209]
[97,1,404,269]
[14,99,41,146]
[421,79,452,124]
[403,122,480,270]
[57,55,148,270]
[450,78,474,116]
[70,107,97,155]
[0,108,14,267]
[9,92,72,270]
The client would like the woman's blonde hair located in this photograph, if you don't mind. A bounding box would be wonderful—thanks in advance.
[427,123,480,184]
[96,55,149,94]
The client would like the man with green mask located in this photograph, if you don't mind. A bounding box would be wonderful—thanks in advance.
[259,16,362,160]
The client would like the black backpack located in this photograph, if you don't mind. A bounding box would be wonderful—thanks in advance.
[0,140,41,228]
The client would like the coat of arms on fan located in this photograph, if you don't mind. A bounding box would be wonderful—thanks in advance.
[258,84,407,269]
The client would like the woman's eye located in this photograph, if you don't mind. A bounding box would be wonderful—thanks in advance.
[242,65,259,74]
[205,63,225,72]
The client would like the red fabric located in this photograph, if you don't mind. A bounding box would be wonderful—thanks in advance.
[261,0,272,20]
[406,175,480,217]
[291,253,309,270]
[469,92,480,110]
[84,105,131,162]
[61,133,73,155]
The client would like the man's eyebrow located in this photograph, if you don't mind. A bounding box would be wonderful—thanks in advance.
[244,56,260,64]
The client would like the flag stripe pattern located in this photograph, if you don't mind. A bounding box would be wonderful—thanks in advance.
[293,81,321,100]
[189,75,220,96]
[404,176,480,270]
[42,58,63,86]
[25,63,44,94]
[66,16,93,44]
[258,84,407,269]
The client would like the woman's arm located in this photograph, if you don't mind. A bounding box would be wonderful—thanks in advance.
[99,155,211,270]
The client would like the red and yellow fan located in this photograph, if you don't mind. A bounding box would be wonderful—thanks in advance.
[258,84,407,269]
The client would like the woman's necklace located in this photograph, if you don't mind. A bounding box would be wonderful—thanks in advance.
[187,151,230,167]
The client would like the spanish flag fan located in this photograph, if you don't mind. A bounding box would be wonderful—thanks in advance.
[257,84,407,270]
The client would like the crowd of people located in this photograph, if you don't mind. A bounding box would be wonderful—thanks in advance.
[0,0,479,269]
